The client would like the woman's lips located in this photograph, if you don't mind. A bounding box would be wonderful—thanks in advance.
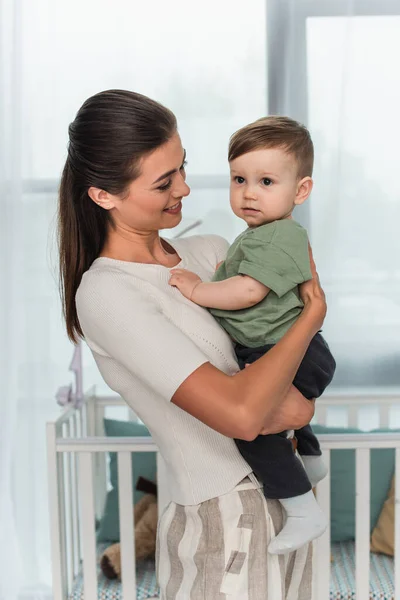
[164,201,182,214]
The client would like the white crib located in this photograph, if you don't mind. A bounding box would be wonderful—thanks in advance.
[47,389,400,600]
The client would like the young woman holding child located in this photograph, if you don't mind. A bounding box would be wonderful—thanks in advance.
[58,89,326,599]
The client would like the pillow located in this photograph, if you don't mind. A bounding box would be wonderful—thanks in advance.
[96,418,157,543]
[370,476,395,556]
[312,425,398,543]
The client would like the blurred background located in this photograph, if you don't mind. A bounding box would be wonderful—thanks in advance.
[1,0,399,597]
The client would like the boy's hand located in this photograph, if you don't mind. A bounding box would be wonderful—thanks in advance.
[169,268,202,300]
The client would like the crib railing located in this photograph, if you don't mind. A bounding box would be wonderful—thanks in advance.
[313,433,400,600]
[315,390,400,430]
[47,390,165,600]
[48,389,400,600]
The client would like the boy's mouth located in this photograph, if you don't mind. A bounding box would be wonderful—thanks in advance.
[242,207,260,214]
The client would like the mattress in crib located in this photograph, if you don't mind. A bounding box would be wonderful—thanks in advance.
[68,541,394,600]
[331,541,394,599]
[68,543,159,600]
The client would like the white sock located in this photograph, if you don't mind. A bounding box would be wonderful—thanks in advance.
[301,455,328,487]
[268,490,327,555]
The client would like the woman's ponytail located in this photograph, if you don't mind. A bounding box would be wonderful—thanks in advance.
[57,89,177,342]
[58,158,109,342]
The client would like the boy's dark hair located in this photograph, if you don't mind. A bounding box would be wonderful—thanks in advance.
[228,116,314,178]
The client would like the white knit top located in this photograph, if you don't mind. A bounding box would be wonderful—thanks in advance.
[76,234,252,505]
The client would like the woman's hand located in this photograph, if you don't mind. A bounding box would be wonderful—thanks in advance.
[299,244,327,332]
[259,386,315,434]
[169,268,202,300]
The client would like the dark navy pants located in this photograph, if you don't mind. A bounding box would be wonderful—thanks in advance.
[234,332,336,499]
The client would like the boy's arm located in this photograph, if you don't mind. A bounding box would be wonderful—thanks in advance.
[168,268,270,310]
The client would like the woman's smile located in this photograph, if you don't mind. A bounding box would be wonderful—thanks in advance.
[163,200,182,214]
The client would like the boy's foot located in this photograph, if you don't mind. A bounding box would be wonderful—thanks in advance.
[268,490,327,555]
[301,455,328,487]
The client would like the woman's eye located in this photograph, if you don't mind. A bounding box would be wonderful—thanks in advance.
[159,161,187,191]
[262,178,272,186]
[158,180,172,192]
[180,161,187,179]
[235,176,245,184]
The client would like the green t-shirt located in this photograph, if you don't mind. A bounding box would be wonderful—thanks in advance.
[210,219,312,347]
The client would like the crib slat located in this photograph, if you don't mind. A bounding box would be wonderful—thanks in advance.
[395,449,400,595]
[348,405,359,428]
[64,421,75,592]
[379,403,390,429]
[157,452,170,518]
[315,405,327,426]
[81,403,88,437]
[94,403,108,519]
[68,417,80,578]
[86,397,96,437]
[118,452,137,599]
[47,423,67,600]
[74,412,82,564]
[355,448,370,599]
[78,452,98,600]
[58,446,69,593]
[314,449,331,600]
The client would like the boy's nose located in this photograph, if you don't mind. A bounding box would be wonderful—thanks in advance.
[244,187,257,200]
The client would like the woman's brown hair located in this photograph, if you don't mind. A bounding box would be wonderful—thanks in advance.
[58,90,177,342]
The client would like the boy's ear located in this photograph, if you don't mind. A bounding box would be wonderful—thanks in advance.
[294,177,313,206]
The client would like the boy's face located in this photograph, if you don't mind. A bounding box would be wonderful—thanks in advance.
[229,147,310,227]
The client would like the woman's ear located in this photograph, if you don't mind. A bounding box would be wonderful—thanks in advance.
[88,187,116,210]
[294,177,313,206]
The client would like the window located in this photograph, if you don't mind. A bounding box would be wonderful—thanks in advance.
[267,0,400,391]
[19,0,267,391]
[23,0,267,243]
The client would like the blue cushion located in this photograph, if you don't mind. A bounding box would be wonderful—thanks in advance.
[313,424,398,542]
[96,418,157,543]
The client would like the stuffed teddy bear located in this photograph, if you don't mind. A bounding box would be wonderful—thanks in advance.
[100,477,158,579]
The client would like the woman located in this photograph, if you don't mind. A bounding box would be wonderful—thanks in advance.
[58,89,326,599]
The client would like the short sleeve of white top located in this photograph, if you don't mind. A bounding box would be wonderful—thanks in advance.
[76,234,252,505]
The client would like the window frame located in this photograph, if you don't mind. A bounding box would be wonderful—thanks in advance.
[266,0,400,229]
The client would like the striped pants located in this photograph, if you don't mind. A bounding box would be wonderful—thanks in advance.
[156,475,313,599]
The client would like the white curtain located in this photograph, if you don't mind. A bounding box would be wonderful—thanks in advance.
[0,0,267,597]
[0,1,69,597]
[0,2,24,596]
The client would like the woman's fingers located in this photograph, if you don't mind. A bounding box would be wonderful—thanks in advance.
[259,388,315,434]
[308,242,322,288]
[299,242,326,326]
[308,243,317,277]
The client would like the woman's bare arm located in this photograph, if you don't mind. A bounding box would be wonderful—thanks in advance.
[172,246,325,441]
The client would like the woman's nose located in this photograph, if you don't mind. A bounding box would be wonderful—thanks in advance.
[173,174,190,198]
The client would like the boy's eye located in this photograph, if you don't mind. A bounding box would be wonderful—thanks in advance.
[262,178,272,186]
[234,176,245,184]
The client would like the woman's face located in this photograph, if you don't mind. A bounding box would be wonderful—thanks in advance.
[106,133,190,232]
